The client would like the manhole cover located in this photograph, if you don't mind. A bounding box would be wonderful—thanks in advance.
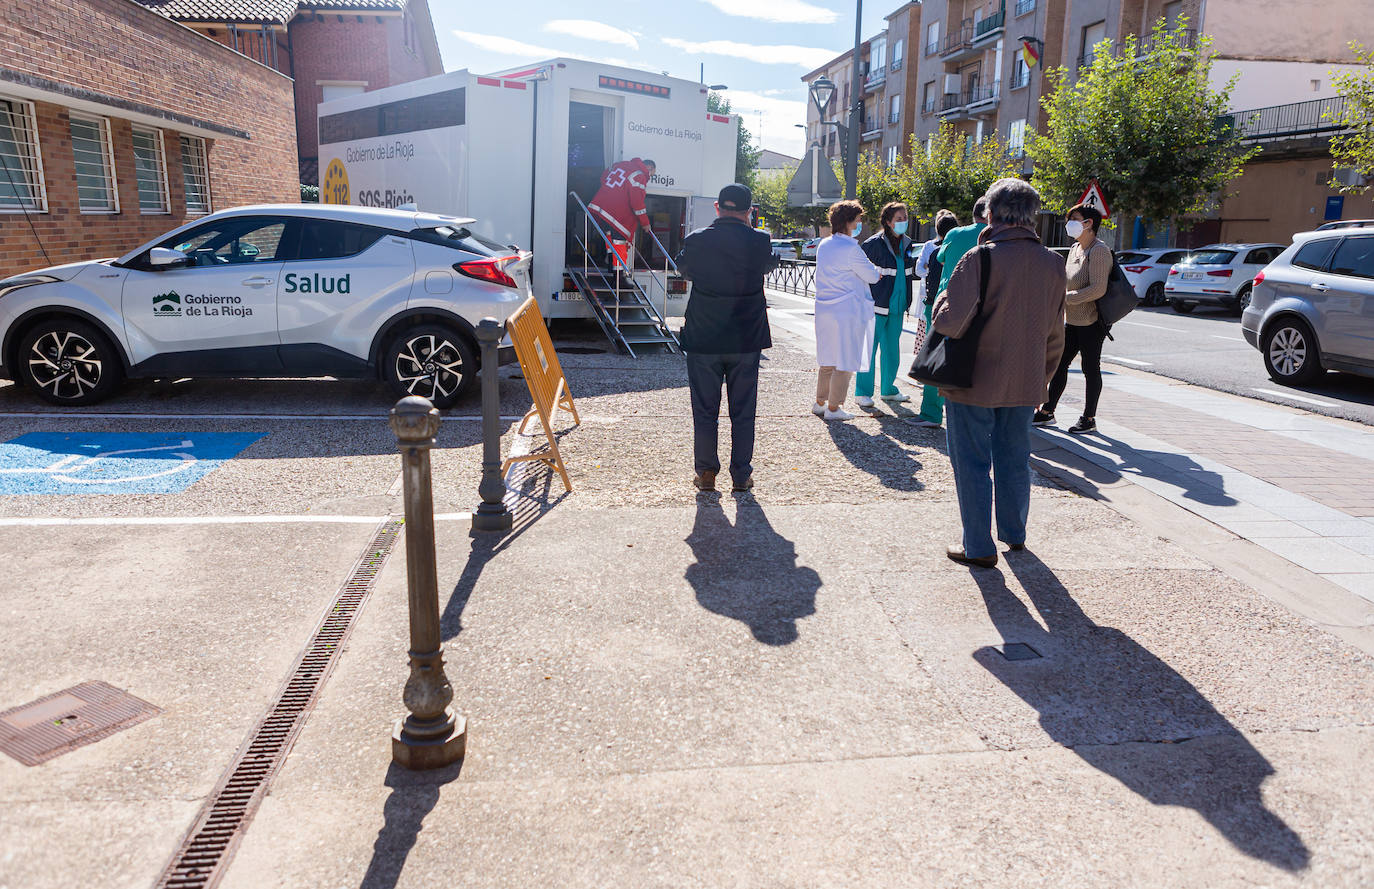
[0,681,160,766]
[993,642,1042,661]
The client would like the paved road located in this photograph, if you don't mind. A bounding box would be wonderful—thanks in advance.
[1103,304,1374,426]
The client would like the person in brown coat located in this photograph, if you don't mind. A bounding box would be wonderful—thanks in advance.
[931,177,1066,568]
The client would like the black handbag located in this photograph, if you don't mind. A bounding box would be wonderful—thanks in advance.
[907,246,991,389]
[1095,256,1138,340]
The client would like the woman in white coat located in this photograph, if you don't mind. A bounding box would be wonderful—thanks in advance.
[812,200,881,420]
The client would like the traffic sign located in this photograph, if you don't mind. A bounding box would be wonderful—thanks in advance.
[1078,179,1111,216]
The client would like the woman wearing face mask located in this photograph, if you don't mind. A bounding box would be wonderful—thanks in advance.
[1036,203,1111,434]
[812,200,880,420]
[856,202,917,410]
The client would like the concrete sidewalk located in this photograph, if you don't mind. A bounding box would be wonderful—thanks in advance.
[3,320,1374,888]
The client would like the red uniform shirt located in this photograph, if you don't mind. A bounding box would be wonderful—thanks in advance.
[589,158,653,239]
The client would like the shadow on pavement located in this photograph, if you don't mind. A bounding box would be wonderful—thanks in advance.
[972,552,1309,871]
[440,461,567,641]
[825,418,927,492]
[1064,431,1238,507]
[358,760,464,889]
[685,498,821,645]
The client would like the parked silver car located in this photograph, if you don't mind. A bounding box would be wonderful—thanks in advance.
[1242,230,1374,384]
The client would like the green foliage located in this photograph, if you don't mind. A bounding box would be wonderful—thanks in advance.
[901,122,1020,223]
[300,184,319,203]
[709,92,761,189]
[1026,18,1256,221]
[753,161,831,235]
[1329,42,1374,193]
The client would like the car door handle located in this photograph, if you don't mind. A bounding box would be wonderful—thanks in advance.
[1309,282,1330,291]
[242,275,274,287]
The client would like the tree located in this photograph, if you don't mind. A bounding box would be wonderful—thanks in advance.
[708,91,761,188]
[1026,19,1257,224]
[753,161,830,235]
[855,152,903,220]
[901,122,1020,223]
[1329,42,1374,193]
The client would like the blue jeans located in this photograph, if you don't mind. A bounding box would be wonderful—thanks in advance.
[944,402,1034,559]
[686,351,760,484]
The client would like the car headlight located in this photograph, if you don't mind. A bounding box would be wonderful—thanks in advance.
[0,274,60,298]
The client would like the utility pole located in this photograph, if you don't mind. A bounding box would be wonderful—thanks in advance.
[845,0,863,200]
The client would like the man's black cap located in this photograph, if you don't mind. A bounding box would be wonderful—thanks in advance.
[718,183,751,211]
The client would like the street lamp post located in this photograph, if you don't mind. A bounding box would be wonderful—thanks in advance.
[808,76,849,197]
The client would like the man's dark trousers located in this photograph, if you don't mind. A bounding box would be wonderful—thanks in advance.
[686,350,760,485]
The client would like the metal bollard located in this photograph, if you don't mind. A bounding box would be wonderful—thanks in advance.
[472,318,513,532]
[389,396,466,769]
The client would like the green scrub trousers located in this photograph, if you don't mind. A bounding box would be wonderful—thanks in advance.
[918,299,945,424]
[856,251,907,399]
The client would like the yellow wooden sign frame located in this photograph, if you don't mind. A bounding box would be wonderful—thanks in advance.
[501,296,580,491]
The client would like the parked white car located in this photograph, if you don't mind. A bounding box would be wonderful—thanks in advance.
[1164,243,1285,315]
[1115,247,1191,307]
[0,204,530,407]
[800,238,821,261]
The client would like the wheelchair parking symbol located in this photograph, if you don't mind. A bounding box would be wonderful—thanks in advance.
[0,432,264,495]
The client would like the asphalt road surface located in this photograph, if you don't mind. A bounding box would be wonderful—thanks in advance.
[1103,304,1374,426]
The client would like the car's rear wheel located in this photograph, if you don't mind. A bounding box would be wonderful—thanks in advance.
[1145,282,1165,307]
[16,318,123,406]
[1262,317,1323,385]
[382,324,476,409]
[1170,299,1195,314]
[1231,283,1252,316]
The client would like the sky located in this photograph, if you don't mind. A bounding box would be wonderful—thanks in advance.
[429,0,896,159]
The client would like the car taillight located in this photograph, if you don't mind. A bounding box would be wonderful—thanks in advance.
[1254,270,1265,285]
[455,257,517,288]
[1207,269,1233,277]
[1168,268,1179,276]
[1123,265,1150,274]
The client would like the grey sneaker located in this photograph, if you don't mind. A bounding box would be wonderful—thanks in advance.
[1068,416,1097,434]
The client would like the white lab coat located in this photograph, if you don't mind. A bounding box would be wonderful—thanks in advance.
[813,233,881,372]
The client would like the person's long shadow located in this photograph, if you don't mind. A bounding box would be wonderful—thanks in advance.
[972,552,1309,871]
[358,760,464,889]
[685,497,821,645]
[825,420,926,492]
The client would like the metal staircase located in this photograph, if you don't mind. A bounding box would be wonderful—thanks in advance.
[567,191,681,357]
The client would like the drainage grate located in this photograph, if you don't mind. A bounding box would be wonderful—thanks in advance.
[993,642,1043,661]
[0,681,160,766]
[154,517,403,889]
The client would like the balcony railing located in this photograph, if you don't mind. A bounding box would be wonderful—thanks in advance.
[864,68,887,90]
[889,110,900,125]
[924,39,939,56]
[1218,95,1352,143]
[890,58,903,72]
[966,83,1000,106]
[921,98,937,115]
[1009,66,1030,89]
[974,9,1005,40]
[940,25,973,56]
[1078,28,1199,70]
[1014,0,1035,15]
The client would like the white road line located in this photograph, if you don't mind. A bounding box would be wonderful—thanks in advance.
[1252,388,1340,408]
[1116,320,1190,333]
[0,411,527,422]
[1211,334,1244,341]
[386,473,404,496]
[0,513,472,527]
[1103,355,1154,367]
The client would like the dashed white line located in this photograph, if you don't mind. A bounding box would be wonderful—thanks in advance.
[1102,355,1154,367]
[1116,320,1190,333]
[1251,388,1340,408]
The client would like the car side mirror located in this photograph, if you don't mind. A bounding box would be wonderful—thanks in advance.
[150,247,189,268]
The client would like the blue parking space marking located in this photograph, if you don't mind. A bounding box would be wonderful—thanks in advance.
[0,432,264,495]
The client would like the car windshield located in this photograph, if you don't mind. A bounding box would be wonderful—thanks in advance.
[1182,250,1236,265]
[414,226,515,256]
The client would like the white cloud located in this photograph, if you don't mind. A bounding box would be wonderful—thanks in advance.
[661,37,835,68]
[699,0,839,25]
[451,30,636,68]
[723,89,809,158]
[544,20,640,50]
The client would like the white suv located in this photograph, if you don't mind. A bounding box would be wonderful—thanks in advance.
[1164,243,1284,315]
[0,204,530,407]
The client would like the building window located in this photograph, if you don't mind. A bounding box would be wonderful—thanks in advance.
[131,127,169,214]
[70,114,117,213]
[320,82,367,104]
[179,135,211,215]
[1080,20,1107,69]
[886,145,898,166]
[1008,118,1027,156]
[1015,0,1036,15]
[889,95,901,125]
[925,21,940,55]
[0,98,45,212]
[891,39,904,70]
[922,81,936,114]
[1010,51,1031,89]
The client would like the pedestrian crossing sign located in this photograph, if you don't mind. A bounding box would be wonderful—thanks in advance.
[1078,180,1111,216]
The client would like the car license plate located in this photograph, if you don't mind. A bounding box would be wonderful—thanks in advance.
[1183,271,1204,280]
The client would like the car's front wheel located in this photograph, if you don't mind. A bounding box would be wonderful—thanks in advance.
[16,318,124,406]
[1170,299,1195,314]
[382,324,476,409]
[1262,317,1324,385]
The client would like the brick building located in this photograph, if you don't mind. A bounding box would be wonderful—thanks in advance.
[135,0,444,184]
[0,0,298,278]
[803,0,1374,246]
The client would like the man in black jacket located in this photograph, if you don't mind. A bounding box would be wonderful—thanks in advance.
[675,183,779,493]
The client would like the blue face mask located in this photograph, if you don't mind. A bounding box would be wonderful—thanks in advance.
[893,220,909,235]
[852,221,862,237]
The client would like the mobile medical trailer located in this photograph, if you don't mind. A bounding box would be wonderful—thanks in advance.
[316,59,740,322]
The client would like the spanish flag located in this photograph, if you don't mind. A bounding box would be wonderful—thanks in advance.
[1021,39,1041,67]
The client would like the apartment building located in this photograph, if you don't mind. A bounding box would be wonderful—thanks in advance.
[803,0,1373,245]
